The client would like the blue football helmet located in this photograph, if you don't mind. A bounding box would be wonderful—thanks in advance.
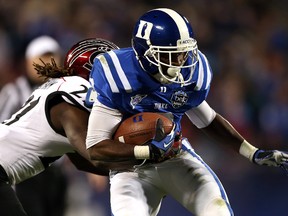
[132,8,198,85]
[65,38,119,80]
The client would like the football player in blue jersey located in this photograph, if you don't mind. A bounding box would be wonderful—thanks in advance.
[86,8,288,216]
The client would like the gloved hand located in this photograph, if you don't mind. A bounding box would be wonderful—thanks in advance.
[148,118,181,161]
[160,132,182,160]
[253,149,288,173]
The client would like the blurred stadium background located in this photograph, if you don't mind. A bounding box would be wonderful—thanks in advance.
[1,0,287,215]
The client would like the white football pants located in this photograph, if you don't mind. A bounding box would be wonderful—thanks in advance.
[110,139,233,216]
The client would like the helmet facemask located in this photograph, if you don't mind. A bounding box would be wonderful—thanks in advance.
[144,38,198,85]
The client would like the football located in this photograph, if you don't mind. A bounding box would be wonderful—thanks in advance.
[113,112,174,145]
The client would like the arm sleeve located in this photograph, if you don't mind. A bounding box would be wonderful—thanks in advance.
[57,76,91,111]
[185,100,216,128]
[86,100,123,149]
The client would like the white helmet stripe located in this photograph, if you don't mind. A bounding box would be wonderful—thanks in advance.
[158,8,189,39]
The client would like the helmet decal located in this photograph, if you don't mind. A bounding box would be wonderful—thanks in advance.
[135,20,153,40]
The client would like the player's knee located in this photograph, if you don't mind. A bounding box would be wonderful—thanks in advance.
[112,206,150,216]
[201,197,233,216]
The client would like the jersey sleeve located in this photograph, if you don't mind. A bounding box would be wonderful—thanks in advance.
[56,76,91,111]
[194,50,213,91]
[89,55,118,109]
[190,88,210,108]
[189,50,213,106]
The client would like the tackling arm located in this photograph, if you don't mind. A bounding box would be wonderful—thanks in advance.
[48,96,113,175]
[66,152,109,176]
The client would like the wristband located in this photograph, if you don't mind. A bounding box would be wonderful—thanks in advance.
[239,140,258,161]
[134,146,150,159]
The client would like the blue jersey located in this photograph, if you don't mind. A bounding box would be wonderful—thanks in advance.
[89,47,212,124]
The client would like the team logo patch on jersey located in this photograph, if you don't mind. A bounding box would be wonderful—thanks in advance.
[170,90,188,108]
[130,94,147,109]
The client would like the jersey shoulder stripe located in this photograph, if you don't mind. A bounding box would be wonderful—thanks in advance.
[98,50,132,94]
[109,51,132,93]
[97,54,119,93]
[194,50,213,91]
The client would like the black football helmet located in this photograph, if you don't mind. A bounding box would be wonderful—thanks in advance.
[65,38,119,80]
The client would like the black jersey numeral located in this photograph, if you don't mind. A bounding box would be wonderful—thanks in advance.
[70,85,89,98]
[4,95,40,125]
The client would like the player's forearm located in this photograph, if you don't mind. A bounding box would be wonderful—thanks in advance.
[201,113,259,161]
[66,153,110,176]
[201,113,245,152]
[88,139,136,162]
